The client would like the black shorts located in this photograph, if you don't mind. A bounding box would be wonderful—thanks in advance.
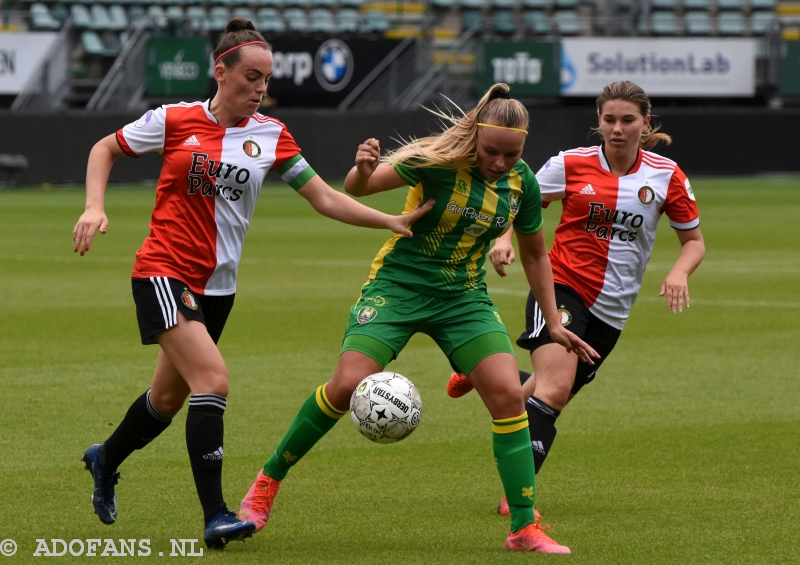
[131,277,235,345]
[516,283,621,395]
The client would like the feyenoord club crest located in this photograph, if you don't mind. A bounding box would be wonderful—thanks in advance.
[243,138,261,158]
[638,186,655,205]
[357,306,377,324]
[181,288,198,310]
[558,306,572,326]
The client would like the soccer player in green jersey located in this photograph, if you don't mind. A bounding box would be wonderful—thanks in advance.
[239,84,598,553]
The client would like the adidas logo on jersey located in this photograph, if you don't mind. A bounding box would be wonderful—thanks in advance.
[183,135,201,146]
[203,447,223,460]
[579,184,596,195]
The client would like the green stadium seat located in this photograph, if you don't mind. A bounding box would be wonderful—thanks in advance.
[232,6,257,20]
[651,0,679,10]
[749,0,777,10]
[431,0,457,8]
[339,0,365,8]
[284,7,311,31]
[524,9,553,34]
[553,0,579,9]
[492,0,518,8]
[165,5,185,24]
[750,10,777,33]
[70,4,93,29]
[126,5,145,27]
[337,7,360,31]
[81,29,118,56]
[717,11,746,34]
[146,5,168,29]
[717,0,744,10]
[89,4,113,30]
[460,0,487,9]
[684,10,713,33]
[186,5,208,32]
[554,9,582,34]
[208,6,231,31]
[311,0,337,7]
[257,7,287,32]
[286,0,311,7]
[522,0,550,8]
[107,5,128,30]
[651,11,682,34]
[31,4,62,29]
[361,9,390,32]
[309,7,336,31]
[683,0,710,9]
[461,9,483,29]
[492,10,518,34]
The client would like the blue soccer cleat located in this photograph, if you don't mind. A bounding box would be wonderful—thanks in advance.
[82,444,120,525]
[204,504,256,550]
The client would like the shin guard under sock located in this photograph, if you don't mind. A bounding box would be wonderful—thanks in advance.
[101,389,173,472]
[263,384,346,481]
[493,414,536,533]
[186,393,227,522]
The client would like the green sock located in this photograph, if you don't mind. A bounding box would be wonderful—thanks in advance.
[493,413,536,533]
[263,384,346,481]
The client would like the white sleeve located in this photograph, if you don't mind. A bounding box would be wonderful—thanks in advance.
[117,106,167,156]
[534,152,566,202]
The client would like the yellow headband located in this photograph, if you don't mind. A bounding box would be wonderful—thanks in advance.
[477,122,528,134]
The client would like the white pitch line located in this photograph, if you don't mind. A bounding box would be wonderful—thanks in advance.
[488,287,800,309]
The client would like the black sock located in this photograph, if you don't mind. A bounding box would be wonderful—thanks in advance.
[101,389,173,472]
[525,395,560,474]
[185,394,227,522]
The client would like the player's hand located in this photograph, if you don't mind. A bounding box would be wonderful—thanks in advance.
[73,209,108,256]
[549,326,600,365]
[660,270,690,313]
[355,138,381,178]
[387,198,435,237]
[489,239,516,277]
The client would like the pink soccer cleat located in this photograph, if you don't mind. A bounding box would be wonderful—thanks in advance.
[239,470,281,532]
[446,372,474,398]
[505,519,570,554]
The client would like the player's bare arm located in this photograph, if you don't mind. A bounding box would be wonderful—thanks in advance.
[489,227,516,277]
[344,139,408,197]
[73,134,126,256]
[298,175,434,237]
[516,230,599,364]
[660,226,705,313]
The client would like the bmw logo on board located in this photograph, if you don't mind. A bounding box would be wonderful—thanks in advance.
[314,39,354,92]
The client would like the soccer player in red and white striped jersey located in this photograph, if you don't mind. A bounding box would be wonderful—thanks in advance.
[448,81,705,525]
[72,18,432,549]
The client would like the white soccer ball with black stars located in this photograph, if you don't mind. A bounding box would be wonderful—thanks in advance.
[350,372,422,444]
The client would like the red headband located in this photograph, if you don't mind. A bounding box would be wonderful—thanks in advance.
[214,41,269,64]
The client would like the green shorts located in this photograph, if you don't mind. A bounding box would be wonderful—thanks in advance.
[341,278,514,375]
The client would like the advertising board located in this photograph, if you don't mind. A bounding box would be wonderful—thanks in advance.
[0,32,59,94]
[476,41,560,96]
[146,37,211,96]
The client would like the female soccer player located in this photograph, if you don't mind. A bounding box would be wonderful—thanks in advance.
[447,80,706,518]
[72,18,433,550]
[238,84,599,554]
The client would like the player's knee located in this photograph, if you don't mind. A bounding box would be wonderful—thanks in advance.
[150,389,187,416]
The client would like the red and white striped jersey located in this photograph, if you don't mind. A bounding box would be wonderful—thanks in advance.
[117,100,311,295]
[536,145,699,329]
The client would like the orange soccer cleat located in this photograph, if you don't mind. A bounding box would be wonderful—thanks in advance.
[239,470,282,532]
[505,519,570,554]
[446,372,474,398]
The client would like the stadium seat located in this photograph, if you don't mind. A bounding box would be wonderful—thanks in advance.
[165,5,185,24]
[554,9,582,34]
[126,5,145,27]
[232,6,256,21]
[361,9,391,32]
[81,29,118,56]
[30,3,62,29]
[492,10,518,34]
[186,5,208,32]
[284,7,311,31]
[523,9,553,33]
[553,0,579,9]
[107,4,127,30]
[683,0,711,10]
[257,7,287,32]
[70,4,93,29]
[522,0,550,8]
[309,7,336,31]
[311,0,337,7]
[50,3,69,24]
[685,10,713,33]
[651,10,682,34]
[460,0,487,9]
[336,8,360,31]
[431,0,457,8]
[208,6,231,31]
[146,5,168,29]
[462,9,483,30]
[749,0,777,10]
[750,10,778,33]
[339,0,366,7]
[651,0,679,10]
[717,11,746,34]
[285,0,311,8]
[717,0,744,10]
[89,4,113,30]
[492,0,518,8]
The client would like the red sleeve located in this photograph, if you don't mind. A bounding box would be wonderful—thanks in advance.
[270,126,302,171]
[661,166,700,230]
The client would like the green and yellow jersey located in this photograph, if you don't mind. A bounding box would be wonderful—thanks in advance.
[365,160,543,297]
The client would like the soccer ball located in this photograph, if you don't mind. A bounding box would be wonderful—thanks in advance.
[350,372,422,444]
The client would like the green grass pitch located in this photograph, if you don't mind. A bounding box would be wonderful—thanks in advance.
[1,178,798,564]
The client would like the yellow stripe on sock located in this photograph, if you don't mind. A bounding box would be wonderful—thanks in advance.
[316,384,347,419]
[492,413,528,434]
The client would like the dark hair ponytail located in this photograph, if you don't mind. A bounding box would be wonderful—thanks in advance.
[212,18,270,68]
